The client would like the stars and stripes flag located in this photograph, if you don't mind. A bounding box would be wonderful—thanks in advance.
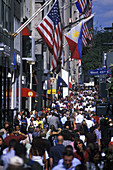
[76,0,93,46]
[82,14,94,46]
[36,0,62,70]
[82,0,93,46]
[83,0,92,17]
[75,0,87,14]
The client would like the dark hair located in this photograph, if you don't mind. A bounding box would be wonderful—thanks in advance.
[31,137,45,156]
[15,143,26,157]
[65,145,73,152]
[52,112,55,116]
[9,127,14,134]
[67,116,70,121]
[74,139,85,151]
[36,126,40,129]
[63,149,74,158]
[50,125,56,130]
[9,139,17,150]
[90,126,95,133]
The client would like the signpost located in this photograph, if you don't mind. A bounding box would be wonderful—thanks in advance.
[88,68,110,76]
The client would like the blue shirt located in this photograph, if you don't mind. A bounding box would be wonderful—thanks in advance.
[1,150,15,170]
[94,129,101,143]
[49,144,65,167]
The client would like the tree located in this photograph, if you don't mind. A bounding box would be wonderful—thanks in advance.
[81,28,113,82]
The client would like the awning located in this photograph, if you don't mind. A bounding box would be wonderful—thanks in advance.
[6,88,38,98]
[21,88,38,97]
[57,76,68,87]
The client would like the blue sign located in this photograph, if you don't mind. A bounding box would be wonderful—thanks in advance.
[88,68,109,75]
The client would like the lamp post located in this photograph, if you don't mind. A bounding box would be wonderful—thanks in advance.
[7,72,11,121]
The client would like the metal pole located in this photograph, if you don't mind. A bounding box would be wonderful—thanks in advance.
[12,0,53,38]
[18,30,22,112]
[51,84,52,110]
[29,64,32,111]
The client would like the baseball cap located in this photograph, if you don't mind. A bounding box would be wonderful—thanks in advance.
[9,156,24,166]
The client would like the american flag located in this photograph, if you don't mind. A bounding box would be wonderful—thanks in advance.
[82,21,93,46]
[36,0,62,70]
[82,0,92,17]
[82,0,93,46]
[75,0,88,14]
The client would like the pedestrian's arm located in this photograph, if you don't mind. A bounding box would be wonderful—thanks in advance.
[15,131,27,138]
[57,117,60,127]
[98,138,101,151]
[49,157,53,170]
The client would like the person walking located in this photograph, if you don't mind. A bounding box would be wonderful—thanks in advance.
[48,112,60,130]
[49,135,65,169]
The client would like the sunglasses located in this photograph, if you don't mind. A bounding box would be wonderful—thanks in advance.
[77,142,82,145]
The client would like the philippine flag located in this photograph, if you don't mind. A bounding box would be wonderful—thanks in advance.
[65,22,83,59]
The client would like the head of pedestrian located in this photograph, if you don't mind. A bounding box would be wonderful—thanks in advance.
[18,112,22,116]
[36,116,40,121]
[15,125,20,132]
[38,123,42,129]
[65,145,73,152]
[57,135,64,144]
[4,121,9,129]
[52,112,56,116]
[63,149,74,169]
[50,124,56,130]
[31,116,35,122]
[35,126,41,133]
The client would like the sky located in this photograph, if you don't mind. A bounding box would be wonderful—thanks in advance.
[92,0,113,29]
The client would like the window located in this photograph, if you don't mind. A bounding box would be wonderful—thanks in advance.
[0,0,11,31]
[0,1,2,26]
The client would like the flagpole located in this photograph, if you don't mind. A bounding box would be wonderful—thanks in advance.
[11,0,53,38]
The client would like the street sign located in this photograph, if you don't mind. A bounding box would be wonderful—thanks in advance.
[88,68,109,75]
[47,89,56,94]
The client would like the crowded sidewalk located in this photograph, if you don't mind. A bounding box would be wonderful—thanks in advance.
[0,85,113,169]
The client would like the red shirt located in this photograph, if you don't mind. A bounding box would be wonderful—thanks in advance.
[94,116,99,124]
[4,134,26,146]
[74,149,89,164]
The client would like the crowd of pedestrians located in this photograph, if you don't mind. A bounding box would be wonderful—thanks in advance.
[0,85,113,169]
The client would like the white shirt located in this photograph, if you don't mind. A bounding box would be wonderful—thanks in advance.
[75,114,84,124]
[61,116,67,125]
[86,119,94,129]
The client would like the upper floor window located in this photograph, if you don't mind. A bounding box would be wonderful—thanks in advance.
[0,0,11,31]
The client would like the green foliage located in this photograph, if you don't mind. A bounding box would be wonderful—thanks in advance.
[81,29,113,77]
[107,64,113,97]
